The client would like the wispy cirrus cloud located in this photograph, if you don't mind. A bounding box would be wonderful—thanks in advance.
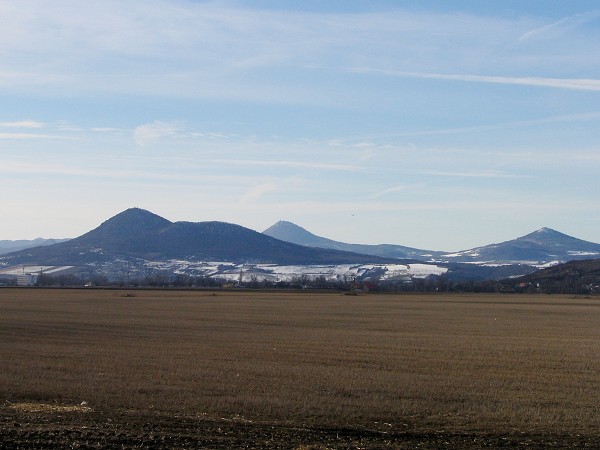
[416,73,600,92]
[0,120,45,128]
[133,121,180,147]
[2,2,600,247]
[238,183,277,205]
[373,184,422,198]
[337,111,600,143]
[2,1,598,104]
[353,68,600,92]
[417,170,532,179]
[0,133,73,140]
[0,159,268,185]
[519,10,600,41]
[236,198,587,216]
[208,159,360,172]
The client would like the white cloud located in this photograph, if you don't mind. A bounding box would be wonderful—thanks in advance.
[133,121,180,147]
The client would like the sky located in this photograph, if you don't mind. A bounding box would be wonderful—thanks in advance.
[1,0,599,251]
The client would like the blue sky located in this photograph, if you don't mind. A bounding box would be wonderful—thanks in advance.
[1,0,599,250]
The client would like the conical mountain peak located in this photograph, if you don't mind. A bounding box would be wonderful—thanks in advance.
[74,208,172,247]
[519,227,575,243]
[105,207,171,228]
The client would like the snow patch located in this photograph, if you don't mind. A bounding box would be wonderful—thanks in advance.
[567,251,599,256]
[0,265,74,276]
[407,264,448,278]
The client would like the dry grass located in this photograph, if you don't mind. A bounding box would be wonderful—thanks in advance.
[1,288,599,435]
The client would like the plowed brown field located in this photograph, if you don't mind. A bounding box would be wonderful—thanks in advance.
[1,288,599,448]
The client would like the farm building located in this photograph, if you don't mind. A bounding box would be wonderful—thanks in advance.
[17,273,39,286]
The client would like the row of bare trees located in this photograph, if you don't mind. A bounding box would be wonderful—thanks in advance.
[26,271,600,295]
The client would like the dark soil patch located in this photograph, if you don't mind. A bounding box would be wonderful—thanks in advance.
[1,408,598,449]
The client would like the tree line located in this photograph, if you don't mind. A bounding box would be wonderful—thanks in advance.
[24,271,597,295]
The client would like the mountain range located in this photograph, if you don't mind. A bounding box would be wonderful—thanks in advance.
[0,208,395,267]
[263,221,600,265]
[1,208,599,284]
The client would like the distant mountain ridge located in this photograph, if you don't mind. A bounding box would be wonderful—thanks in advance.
[263,221,600,265]
[0,238,70,256]
[442,227,600,264]
[263,221,438,260]
[0,208,397,266]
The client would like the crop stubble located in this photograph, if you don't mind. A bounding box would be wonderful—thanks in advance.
[1,288,599,447]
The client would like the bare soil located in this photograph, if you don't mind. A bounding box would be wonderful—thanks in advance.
[1,288,599,448]
[3,406,599,449]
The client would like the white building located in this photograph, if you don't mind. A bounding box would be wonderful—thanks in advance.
[17,273,38,286]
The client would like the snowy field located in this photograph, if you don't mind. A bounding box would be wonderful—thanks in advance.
[147,260,448,282]
[0,265,74,276]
